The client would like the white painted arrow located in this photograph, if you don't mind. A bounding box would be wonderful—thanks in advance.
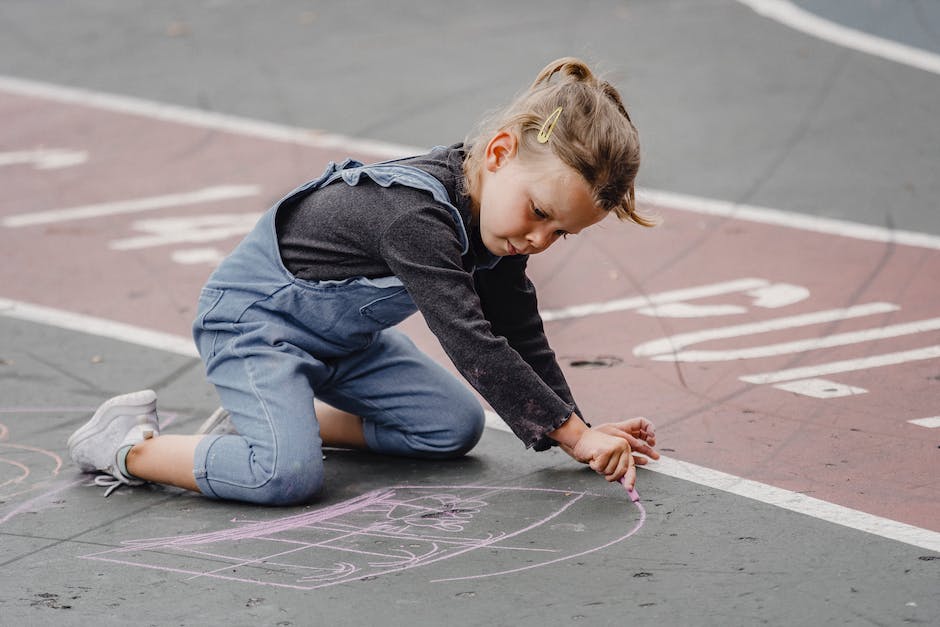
[0,148,88,170]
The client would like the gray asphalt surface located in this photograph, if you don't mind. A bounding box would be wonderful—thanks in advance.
[2,318,937,626]
[1,1,938,625]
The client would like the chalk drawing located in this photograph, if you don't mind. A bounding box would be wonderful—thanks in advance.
[80,484,646,590]
[0,406,180,524]
[0,413,70,524]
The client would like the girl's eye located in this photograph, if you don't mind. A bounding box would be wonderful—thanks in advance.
[555,230,569,239]
[533,206,548,219]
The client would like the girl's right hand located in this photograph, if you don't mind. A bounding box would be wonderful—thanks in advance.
[566,427,637,487]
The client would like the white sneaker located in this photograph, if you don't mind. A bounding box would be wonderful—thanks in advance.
[67,390,160,496]
[196,406,238,435]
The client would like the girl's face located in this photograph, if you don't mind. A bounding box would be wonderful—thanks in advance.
[474,131,607,257]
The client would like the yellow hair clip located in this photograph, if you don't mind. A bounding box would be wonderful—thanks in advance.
[537,107,563,143]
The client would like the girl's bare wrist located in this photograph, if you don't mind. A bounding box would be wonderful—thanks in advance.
[549,413,588,449]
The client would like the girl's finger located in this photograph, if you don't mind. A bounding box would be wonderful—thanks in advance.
[626,435,660,460]
[618,457,637,489]
[602,449,621,476]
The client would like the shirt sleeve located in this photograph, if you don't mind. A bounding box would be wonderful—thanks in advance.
[473,255,583,450]
[379,207,577,448]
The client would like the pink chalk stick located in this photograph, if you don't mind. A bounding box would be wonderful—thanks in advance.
[619,476,640,502]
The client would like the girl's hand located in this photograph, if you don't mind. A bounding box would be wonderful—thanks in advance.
[565,428,636,487]
[594,417,659,466]
[557,418,659,489]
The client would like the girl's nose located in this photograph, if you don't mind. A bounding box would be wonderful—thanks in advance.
[528,228,554,251]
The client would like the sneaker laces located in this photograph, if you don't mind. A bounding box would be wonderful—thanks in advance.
[93,471,137,497]
[93,424,155,497]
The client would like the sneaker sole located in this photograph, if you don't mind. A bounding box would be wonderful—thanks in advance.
[67,389,158,451]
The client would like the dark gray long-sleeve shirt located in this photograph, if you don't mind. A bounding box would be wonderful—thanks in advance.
[275,144,580,449]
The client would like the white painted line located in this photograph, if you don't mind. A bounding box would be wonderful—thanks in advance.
[170,247,227,266]
[2,185,261,228]
[651,455,940,553]
[652,315,940,363]
[110,213,262,250]
[0,148,88,170]
[773,378,867,399]
[741,345,940,385]
[486,410,940,553]
[639,188,940,252]
[3,74,939,252]
[541,278,768,322]
[0,298,198,358]
[633,302,899,359]
[908,417,940,429]
[735,0,940,76]
[0,74,419,160]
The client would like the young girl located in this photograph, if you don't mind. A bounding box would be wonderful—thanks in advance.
[68,57,660,504]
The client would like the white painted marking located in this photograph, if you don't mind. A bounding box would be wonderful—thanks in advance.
[650,454,940,553]
[171,247,227,266]
[0,298,197,358]
[110,213,261,250]
[652,315,940,363]
[633,302,898,359]
[636,302,747,318]
[773,378,867,399]
[741,345,940,385]
[3,74,939,252]
[635,282,810,318]
[639,188,940,252]
[907,417,940,429]
[485,410,940,552]
[2,185,261,228]
[484,411,511,434]
[0,148,88,170]
[735,0,940,76]
[748,283,809,308]
[0,75,418,160]
[542,278,769,322]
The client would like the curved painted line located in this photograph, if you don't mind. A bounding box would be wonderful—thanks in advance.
[736,0,940,76]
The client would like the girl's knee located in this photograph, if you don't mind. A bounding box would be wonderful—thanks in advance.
[254,458,324,506]
[437,402,485,458]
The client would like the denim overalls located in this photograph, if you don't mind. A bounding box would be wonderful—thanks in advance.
[192,159,493,505]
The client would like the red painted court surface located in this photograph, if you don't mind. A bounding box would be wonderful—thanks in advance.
[1,88,937,533]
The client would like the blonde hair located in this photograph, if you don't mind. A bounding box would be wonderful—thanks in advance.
[464,57,655,227]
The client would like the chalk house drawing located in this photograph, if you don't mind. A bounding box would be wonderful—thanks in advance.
[81,484,646,590]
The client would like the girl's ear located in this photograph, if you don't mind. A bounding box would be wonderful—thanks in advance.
[484,131,518,172]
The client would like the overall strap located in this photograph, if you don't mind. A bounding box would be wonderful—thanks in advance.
[324,162,472,255]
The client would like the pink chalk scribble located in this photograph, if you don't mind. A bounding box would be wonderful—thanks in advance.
[81,484,646,590]
[0,406,181,524]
